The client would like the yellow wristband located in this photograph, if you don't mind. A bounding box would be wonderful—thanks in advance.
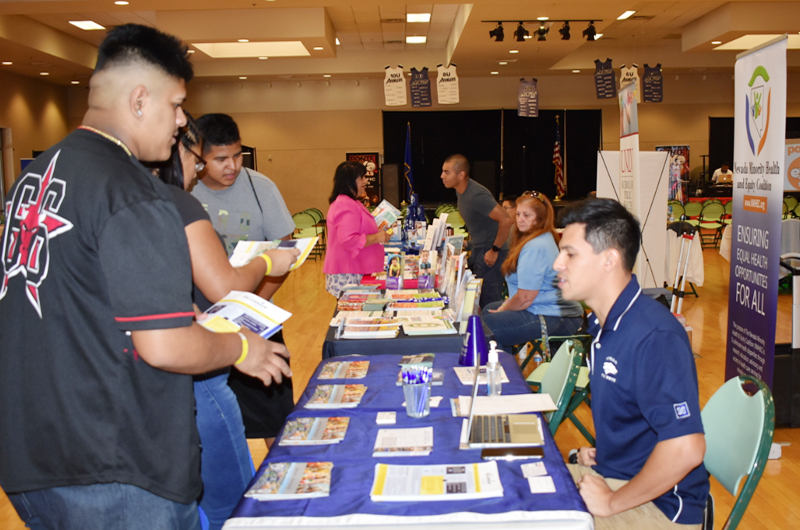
[235,332,249,365]
[258,254,273,276]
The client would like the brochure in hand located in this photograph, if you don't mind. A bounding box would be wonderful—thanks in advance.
[370,461,503,501]
[228,237,318,271]
[245,462,333,500]
[372,200,401,231]
[279,417,350,446]
[305,384,367,409]
[197,290,291,339]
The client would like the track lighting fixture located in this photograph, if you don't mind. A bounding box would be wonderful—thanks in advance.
[583,21,597,41]
[483,19,600,43]
[536,23,549,41]
[559,21,571,40]
[514,22,528,42]
[489,22,504,42]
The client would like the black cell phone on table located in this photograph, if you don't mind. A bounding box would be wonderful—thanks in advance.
[481,446,544,461]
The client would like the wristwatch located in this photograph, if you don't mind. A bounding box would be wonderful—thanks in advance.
[491,244,501,253]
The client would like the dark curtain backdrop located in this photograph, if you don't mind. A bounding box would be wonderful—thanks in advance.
[383,109,602,205]
[709,116,800,178]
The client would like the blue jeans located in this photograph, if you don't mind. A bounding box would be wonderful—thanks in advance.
[470,247,508,308]
[194,372,255,530]
[8,482,199,530]
[482,301,584,352]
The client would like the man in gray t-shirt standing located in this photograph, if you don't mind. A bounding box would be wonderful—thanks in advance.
[441,154,512,307]
[193,113,296,443]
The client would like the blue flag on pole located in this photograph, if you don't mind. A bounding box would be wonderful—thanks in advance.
[403,122,414,199]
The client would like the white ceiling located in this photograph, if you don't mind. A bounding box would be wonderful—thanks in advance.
[0,1,798,86]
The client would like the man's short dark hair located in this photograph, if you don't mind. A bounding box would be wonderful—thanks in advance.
[445,154,470,177]
[195,114,241,153]
[559,198,641,272]
[95,24,193,82]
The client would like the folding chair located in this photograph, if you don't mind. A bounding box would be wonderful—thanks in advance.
[683,201,703,228]
[698,202,726,249]
[523,339,585,436]
[701,375,774,530]
[292,211,322,260]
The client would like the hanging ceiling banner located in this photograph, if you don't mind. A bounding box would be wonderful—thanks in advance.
[725,36,787,388]
[517,78,538,118]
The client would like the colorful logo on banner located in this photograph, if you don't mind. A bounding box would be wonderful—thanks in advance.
[745,66,771,156]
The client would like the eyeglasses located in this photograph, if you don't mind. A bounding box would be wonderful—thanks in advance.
[185,146,206,172]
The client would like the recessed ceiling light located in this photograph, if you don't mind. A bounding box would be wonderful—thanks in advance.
[69,20,106,30]
[40,72,49,76]
[187,49,195,54]
[313,46,324,50]
[499,61,508,65]
[594,33,603,40]
[406,36,427,44]
[572,69,580,73]
[258,56,268,60]
[114,0,129,4]
[71,80,80,84]
[238,39,249,43]
[335,38,340,45]
[239,76,247,80]
[617,11,636,20]
[509,49,519,54]
[537,16,549,21]
[491,71,499,75]
[711,40,722,45]
[407,13,431,23]
[524,34,532,39]
[323,74,331,78]
[2,61,11,65]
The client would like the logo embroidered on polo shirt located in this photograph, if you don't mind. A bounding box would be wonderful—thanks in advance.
[601,357,618,382]
[674,402,691,419]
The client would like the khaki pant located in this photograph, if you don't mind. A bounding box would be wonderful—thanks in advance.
[567,464,702,530]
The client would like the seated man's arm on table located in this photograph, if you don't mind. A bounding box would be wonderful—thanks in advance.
[577,433,705,518]
[132,325,292,386]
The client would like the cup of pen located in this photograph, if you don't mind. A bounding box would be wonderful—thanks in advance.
[402,365,432,418]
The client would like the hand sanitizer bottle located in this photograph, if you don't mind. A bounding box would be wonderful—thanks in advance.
[486,340,502,396]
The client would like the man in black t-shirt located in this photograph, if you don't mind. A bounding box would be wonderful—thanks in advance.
[0,25,291,530]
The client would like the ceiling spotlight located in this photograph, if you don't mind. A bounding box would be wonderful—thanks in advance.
[514,22,529,42]
[583,21,597,41]
[489,22,504,42]
[536,23,549,41]
[559,21,571,40]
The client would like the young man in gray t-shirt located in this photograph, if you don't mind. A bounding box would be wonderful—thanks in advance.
[192,113,297,443]
[441,154,512,307]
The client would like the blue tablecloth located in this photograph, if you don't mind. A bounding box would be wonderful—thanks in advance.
[322,326,465,359]
[224,353,592,530]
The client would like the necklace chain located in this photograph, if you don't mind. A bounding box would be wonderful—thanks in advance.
[78,126,132,157]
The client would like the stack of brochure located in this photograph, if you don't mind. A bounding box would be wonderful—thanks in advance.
[245,462,333,500]
[401,317,457,336]
[317,360,370,379]
[372,427,433,457]
[340,317,401,339]
[279,417,349,446]
[305,384,367,409]
[370,461,503,501]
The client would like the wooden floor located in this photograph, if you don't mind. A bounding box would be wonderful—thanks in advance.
[2,249,800,529]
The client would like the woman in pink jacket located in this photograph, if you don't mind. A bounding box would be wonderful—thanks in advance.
[323,161,390,297]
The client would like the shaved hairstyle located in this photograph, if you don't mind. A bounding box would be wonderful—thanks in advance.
[95,23,193,82]
[445,154,471,177]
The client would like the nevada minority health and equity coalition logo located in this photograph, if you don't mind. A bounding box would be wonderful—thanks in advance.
[745,65,771,156]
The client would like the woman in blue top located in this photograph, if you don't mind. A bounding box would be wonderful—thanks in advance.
[483,191,584,352]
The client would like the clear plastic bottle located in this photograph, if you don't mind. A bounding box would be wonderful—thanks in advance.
[532,350,543,370]
[486,341,502,396]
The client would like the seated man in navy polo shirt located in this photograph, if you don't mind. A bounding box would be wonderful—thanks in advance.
[554,198,708,529]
